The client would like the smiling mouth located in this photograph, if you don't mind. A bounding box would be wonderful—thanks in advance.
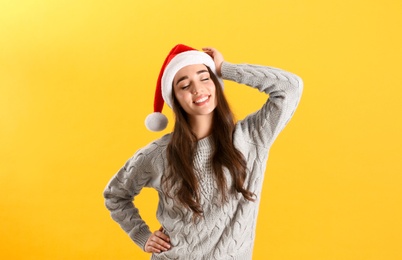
[194,96,210,104]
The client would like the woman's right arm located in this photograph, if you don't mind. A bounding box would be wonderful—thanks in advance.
[103,151,153,250]
[103,144,171,253]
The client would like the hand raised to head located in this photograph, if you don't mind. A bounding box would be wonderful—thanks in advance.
[202,47,224,77]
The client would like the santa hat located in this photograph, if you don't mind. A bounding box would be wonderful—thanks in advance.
[145,44,222,132]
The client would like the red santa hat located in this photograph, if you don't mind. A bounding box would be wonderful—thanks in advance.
[145,44,222,131]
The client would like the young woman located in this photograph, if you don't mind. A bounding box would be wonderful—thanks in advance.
[104,44,303,259]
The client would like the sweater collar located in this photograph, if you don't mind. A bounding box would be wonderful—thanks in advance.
[196,135,214,151]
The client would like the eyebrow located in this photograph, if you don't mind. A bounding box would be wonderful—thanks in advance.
[175,69,209,86]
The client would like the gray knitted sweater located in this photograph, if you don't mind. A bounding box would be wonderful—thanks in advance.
[104,62,303,259]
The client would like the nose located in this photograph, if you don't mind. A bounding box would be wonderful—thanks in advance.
[191,82,201,95]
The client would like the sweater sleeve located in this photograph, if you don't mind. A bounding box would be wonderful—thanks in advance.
[103,144,161,250]
[221,61,303,149]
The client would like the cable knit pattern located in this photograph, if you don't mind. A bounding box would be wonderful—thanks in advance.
[104,62,303,259]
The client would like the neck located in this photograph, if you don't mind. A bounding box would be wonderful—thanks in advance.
[189,114,213,140]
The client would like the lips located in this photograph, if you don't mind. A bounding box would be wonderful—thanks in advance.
[193,95,210,105]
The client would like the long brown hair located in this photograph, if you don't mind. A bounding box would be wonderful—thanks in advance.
[164,66,255,218]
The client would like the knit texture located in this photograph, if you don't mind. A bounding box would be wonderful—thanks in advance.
[104,62,303,259]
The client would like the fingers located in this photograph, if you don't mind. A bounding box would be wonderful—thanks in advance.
[202,47,224,76]
[144,229,171,254]
[155,230,170,243]
[202,47,214,54]
[202,47,220,59]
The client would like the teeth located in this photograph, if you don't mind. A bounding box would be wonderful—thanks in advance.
[195,96,208,103]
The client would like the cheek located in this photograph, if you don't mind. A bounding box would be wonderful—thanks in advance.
[210,85,217,99]
[207,83,216,94]
[175,92,189,106]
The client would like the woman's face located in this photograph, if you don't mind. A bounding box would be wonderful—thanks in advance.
[173,64,217,119]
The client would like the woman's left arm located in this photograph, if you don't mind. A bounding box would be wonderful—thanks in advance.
[222,61,303,148]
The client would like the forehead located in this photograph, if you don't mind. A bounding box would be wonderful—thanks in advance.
[174,64,208,79]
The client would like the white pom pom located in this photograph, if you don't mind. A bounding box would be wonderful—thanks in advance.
[145,112,168,132]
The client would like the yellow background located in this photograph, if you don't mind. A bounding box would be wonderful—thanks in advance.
[1,0,401,259]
